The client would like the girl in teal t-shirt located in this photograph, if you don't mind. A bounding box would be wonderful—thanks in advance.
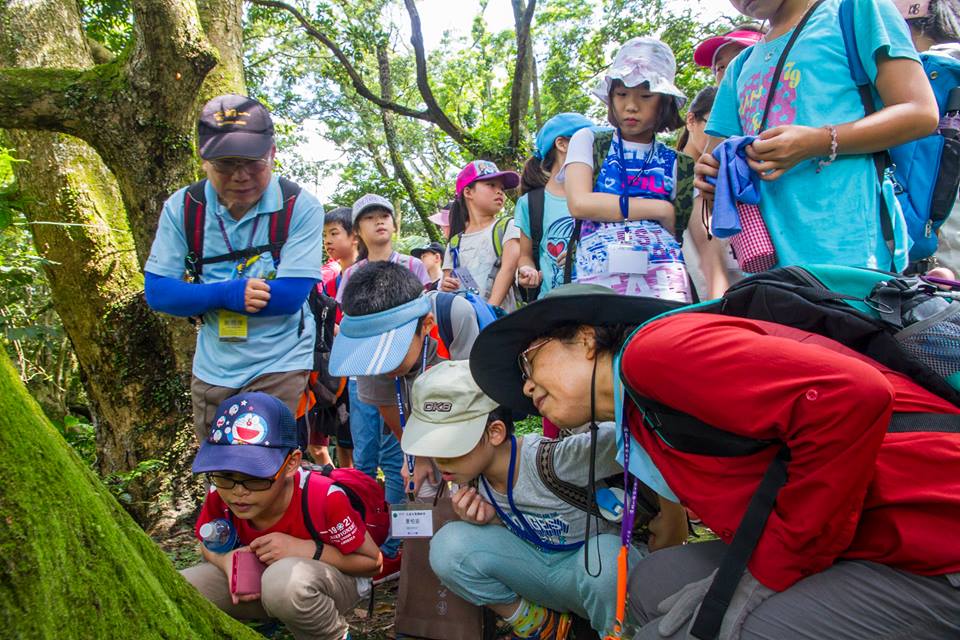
[699,0,939,271]
[515,113,594,298]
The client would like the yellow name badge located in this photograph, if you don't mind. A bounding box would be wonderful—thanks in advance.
[218,311,248,342]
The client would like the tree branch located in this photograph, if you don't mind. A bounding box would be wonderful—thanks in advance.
[508,0,537,155]
[0,66,104,135]
[247,0,433,123]
[401,0,472,149]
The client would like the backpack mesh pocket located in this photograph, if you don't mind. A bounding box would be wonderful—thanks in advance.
[895,302,960,381]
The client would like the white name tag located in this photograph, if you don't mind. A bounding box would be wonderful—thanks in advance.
[390,507,434,538]
[607,244,649,274]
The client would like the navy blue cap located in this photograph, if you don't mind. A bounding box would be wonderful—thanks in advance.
[197,95,275,160]
[192,392,298,478]
[411,241,445,259]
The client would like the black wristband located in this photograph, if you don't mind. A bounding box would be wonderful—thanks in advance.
[312,540,323,561]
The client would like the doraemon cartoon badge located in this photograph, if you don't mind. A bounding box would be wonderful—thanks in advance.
[228,412,269,445]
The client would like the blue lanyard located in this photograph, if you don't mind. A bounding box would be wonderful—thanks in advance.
[480,436,583,553]
[395,335,429,499]
[615,130,656,220]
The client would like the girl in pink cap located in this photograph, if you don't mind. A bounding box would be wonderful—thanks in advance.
[693,24,766,82]
[441,160,523,312]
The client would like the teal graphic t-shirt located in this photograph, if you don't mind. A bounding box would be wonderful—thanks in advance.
[706,0,917,270]
[514,190,579,297]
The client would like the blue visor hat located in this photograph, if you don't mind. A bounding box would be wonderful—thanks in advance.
[534,113,595,160]
[329,295,433,377]
[192,392,299,478]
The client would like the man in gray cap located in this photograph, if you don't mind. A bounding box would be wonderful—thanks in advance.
[144,94,325,442]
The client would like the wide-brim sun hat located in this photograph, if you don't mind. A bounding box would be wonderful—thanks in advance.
[469,284,684,415]
[693,30,764,68]
[592,37,687,109]
[329,295,433,377]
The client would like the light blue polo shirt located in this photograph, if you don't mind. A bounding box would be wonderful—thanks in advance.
[706,0,916,270]
[146,176,325,387]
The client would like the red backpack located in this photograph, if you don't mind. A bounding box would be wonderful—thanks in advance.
[301,465,390,548]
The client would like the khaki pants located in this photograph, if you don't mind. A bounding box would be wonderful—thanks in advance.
[180,558,362,640]
[191,370,309,442]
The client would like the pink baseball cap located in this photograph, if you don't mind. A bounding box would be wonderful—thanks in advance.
[455,160,520,197]
[694,30,764,68]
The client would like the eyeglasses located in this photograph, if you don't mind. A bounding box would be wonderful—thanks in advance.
[206,453,291,492]
[209,157,272,176]
[518,338,553,381]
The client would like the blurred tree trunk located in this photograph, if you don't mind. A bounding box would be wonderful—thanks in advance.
[0,354,263,639]
[0,0,245,526]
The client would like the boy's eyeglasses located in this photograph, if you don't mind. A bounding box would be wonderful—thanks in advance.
[518,338,553,381]
[206,453,291,492]
[209,157,272,176]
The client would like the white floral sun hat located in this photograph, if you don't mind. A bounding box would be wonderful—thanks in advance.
[592,37,687,108]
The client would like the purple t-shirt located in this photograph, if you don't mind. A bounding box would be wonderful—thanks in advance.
[335,251,431,303]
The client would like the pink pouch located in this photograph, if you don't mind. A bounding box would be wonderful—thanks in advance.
[230,550,267,596]
[729,202,777,273]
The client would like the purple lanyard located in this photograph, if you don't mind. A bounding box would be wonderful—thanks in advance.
[394,335,429,499]
[215,212,261,256]
[620,420,641,547]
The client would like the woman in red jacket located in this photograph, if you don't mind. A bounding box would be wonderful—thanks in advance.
[470,284,960,640]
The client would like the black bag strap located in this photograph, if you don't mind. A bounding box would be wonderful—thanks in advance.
[434,291,456,348]
[691,444,791,640]
[528,188,546,272]
[183,180,208,281]
[562,220,583,285]
[300,470,324,543]
[889,411,960,433]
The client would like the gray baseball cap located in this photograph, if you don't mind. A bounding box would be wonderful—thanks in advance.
[401,361,498,459]
[352,194,395,223]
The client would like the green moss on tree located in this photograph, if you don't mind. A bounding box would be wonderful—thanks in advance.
[0,356,262,639]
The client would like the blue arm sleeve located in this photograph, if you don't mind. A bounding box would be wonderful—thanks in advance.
[144,272,247,316]
[256,277,316,316]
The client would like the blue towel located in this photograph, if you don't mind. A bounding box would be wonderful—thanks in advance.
[709,136,761,239]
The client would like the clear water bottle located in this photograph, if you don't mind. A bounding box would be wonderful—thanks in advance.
[199,518,237,553]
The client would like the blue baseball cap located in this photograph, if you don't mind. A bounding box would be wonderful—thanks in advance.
[192,392,299,478]
[534,113,594,160]
[329,295,433,377]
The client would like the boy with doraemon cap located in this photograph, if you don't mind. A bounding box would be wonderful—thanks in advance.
[181,391,382,640]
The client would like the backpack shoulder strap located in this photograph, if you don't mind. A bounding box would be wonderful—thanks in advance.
[528,189,546,271]
[491,216,510,259]
[562,219,582,285]
[268,177,301,266]
[183,180,208,281]
[535,438,598,515]
[673,153,696,243]
[591,128,616,186]
[434,292,456,349]
[300,470,325,543]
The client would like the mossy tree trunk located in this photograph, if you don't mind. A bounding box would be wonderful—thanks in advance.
[0,0,245,526]
[0,354,263,639]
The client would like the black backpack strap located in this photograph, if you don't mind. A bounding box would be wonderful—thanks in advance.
[300,470,325,544]
[562,220,583,285]
[535,439,595,513]
[528,188,546,272]
[889,412,960,433]
[269,177,301,266]
[183,180,208,282]
[691,444,791,640]
[434,292,456,348]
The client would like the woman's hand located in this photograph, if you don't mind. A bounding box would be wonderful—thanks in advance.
[451,486,496,525]
[517,265,542,288]
[694,152,720,196]
[746,125,831,181]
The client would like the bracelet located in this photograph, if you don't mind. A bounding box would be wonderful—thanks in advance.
[312,540,323,561]
[619,193,630,220]
[816,125,838,173]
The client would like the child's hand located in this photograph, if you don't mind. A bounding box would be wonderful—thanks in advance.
[746,125,831,181]
[694,152,720,196]
[451,486,496,525]
[244,278,271,313]
[517,266,541,288]
[439,275,461,292]
[555,250,567,269]
[249,532,314,565]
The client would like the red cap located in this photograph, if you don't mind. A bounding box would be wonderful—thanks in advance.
[694,30,764,68]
